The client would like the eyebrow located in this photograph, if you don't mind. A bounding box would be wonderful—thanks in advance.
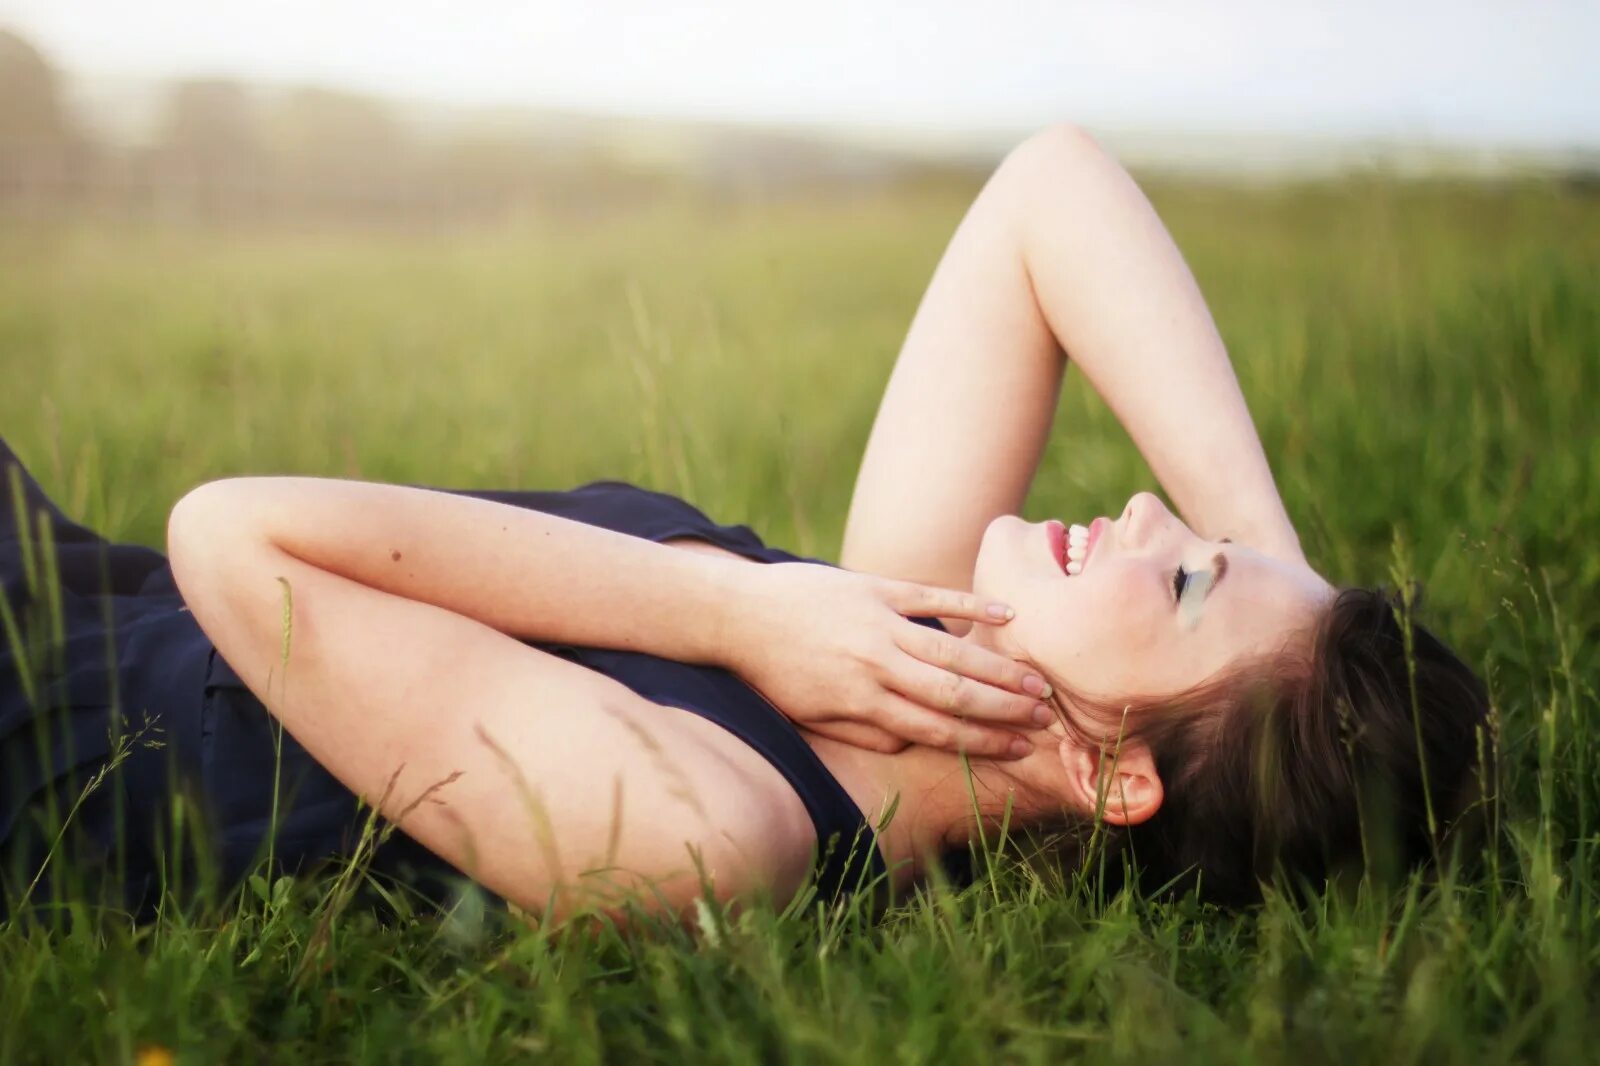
[1178,552,1229,630]
[1208,551,1229,598]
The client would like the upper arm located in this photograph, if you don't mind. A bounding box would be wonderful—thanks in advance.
[167,487,812,917]
[839,136,1064,589]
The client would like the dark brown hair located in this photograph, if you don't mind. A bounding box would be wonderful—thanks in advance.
[1045,585,1493,906]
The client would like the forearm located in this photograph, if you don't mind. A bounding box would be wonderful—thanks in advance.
[842,124,1300,593]
[1009,125,1302,558]
[170,477,752,664]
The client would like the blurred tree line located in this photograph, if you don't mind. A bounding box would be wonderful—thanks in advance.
[0,27,908,225]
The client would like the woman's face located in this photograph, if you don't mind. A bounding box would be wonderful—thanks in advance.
[971,493,1332,710]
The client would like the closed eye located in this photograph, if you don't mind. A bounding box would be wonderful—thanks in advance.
[1172,552,1229,612]
[1172,533,1230,606]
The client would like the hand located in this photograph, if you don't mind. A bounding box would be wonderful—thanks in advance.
[725,562,1053,759]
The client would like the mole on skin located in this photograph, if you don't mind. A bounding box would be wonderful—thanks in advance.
[390,549,402,562]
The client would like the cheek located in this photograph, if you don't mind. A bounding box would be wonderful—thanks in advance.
[1072,564,1157,642]
[1013,567,1166,695]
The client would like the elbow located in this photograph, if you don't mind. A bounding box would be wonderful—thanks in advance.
[1027,121,1104,156]
[167,482,220,598]
[167,480,226,560]
[166,479,258,592]
[999,121,1111,186]
[986,121,1118,249]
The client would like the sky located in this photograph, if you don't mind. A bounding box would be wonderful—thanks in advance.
[3,1,1597,149]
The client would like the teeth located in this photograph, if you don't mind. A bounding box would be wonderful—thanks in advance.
[1063,523,1089,574]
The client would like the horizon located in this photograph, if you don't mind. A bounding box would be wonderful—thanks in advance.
[3,1,1597,163]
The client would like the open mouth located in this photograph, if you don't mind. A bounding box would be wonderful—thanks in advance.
[1047,518,1105,575]
[1046,520,1069,571]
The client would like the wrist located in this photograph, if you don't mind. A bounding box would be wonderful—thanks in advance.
[682,553,770,670]
[1228,513,1305,564]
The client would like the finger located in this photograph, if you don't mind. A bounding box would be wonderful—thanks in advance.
[880,580,1013,624]
[871,693,1033,760]
[808,719,909,754]
[895,624,1052,702]
[891,656,1053,729]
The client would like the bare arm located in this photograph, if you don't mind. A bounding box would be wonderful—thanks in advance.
[163,476,1057,909]
[171,477,757,667]
[170,477,1046,763]
[842,123,1303,592]
[166,480,814,917]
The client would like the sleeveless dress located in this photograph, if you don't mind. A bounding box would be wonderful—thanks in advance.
[0,439,892,919]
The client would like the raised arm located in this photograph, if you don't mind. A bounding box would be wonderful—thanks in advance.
[842,122,1303,592]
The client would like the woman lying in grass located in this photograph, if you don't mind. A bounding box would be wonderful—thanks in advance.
[0,124,1489,921]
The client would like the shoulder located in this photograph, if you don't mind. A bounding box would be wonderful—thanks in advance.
[621,697,821,906]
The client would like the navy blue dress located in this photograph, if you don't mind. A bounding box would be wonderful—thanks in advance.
[0,440,889,918]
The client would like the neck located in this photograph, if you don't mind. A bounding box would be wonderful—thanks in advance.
[803,616,1081,884]
[809,724,1072,885]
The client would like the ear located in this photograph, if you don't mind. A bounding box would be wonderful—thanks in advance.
[1058,737,1164,826]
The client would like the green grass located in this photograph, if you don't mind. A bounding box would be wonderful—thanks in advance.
[1,174,1598,1062]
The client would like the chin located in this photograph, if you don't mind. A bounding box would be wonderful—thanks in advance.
[971,515,1032,600]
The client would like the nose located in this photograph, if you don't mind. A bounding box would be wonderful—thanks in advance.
[1119,491,1176,549]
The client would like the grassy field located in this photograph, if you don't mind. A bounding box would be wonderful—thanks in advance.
[1,173,1597,1062]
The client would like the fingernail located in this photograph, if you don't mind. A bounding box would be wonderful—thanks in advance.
[1008,737,1033,758]
[1032,704,1054,727]
[986,604,1015,621]
[1022,674,1046,696]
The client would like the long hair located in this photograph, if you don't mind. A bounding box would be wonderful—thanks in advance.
[1036,585,1494,905]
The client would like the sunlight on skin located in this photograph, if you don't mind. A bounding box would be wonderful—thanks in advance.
[810,490,1338,874]
[965,491,1334,720]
